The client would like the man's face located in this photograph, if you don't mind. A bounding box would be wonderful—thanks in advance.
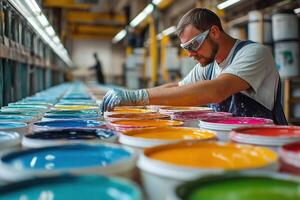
[180,25,218,66]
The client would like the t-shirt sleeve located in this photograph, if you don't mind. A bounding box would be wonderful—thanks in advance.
[178,63,206,86]
[222,44,271,93]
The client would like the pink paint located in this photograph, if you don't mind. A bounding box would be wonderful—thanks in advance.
[232,126,300,138]
[203,117,273,125]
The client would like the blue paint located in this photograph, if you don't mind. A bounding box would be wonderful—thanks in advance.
[0,115,35,122]
[26,129,116,140]
[43,114,101,120]
[7,105,48,109]
[0,132,13,140]
[0,122,27,129]
[2,144,131,170]
[0,175,141,200]
[33,120,105,128]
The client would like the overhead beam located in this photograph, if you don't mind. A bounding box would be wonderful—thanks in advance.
[43,0,92,10]
[73,25,122,35]
[66,11,126,25]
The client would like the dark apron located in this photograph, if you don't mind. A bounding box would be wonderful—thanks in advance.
[205,40,287,125]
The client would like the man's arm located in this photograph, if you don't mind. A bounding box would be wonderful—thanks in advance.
[147,73,250,106]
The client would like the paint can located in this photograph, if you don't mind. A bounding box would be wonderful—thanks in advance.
[0,175,142,200]
[22,128,117,148]
[171,111,232,128]
[0,143,138,181]
[106,113,169,122]
[108,119,183,132]
[0,115,38,123]
[0,122,28,135]
[169,172,300,200]
[158,106,212,115]
[230,126,300,150]
[199,117,273,141]
[41,113,102,121]
[119,127,216,150]
[31,120,106,132]
[279,141,300,175]
[0,132,21,150]
[137,141,278,200]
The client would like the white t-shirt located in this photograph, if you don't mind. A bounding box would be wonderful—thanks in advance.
[178,40,279,110]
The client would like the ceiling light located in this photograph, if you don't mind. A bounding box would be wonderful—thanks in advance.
[112,29,127,43]
[130,4,154,27]
[217,0,240,10]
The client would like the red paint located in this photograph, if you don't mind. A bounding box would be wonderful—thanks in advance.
[203,117,273,125]
[282,141,300,152]
[232,126,300,138]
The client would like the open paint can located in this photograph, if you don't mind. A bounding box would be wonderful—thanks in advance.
[0,143,138,181]
[137,141,278,200]
[199,117,273,141]
[22,128,117,148]
[0,175,142,200]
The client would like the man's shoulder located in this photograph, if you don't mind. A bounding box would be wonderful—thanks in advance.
[236,41,271,58]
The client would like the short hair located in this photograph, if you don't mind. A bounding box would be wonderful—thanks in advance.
[176,8,223,37]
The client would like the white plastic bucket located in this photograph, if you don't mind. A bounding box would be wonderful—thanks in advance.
[0,122,28,135]
[0,143,138,182]
[274,40,299,77]
[199,117,273,141]
[272,12,299,41]
[248,10,272,44]
[137,141,278,200]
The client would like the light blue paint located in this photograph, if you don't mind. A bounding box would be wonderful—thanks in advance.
[0,115,35,122]
[0,122,27,129]
[43,114,101,120]
[0,175,141,200]
[2,144,131,170]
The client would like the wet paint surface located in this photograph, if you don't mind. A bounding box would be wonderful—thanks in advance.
[281,142,300,153]
[0,115,35,122]
[0,175,141,200]
[203,117,273,125]
[110,108,154,114]
[111,120,183,127]
[2,144,131,170]
[33,120,105,128]
[0,122,27,129]
[172,112,232,120]
[43,114,101,120]
[123,127,215,140]
[146,142,277,169]
[233,126,300,137]
[26,129,115,140]
[183,177,300,200]
[107,113,169,120]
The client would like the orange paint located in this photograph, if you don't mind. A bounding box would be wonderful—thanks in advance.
[159,106,212,111]
[146,142,277,169]
[122,127,216,140]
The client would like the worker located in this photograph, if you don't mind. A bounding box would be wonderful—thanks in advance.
[90,53,105,84]
[101,8,287,125]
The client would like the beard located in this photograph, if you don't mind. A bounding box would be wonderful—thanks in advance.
[194,38,219,66]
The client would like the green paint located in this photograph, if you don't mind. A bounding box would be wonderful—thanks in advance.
[180,176,300,200]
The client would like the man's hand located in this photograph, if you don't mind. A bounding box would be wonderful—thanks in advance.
[100,88,149,112]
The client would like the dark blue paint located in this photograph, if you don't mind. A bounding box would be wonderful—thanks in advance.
[2,144,131,169]
[26,128,116,140]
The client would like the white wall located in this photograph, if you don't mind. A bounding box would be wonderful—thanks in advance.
[71,40,125,77]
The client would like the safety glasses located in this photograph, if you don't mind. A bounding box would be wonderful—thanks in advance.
[180,29,210,52]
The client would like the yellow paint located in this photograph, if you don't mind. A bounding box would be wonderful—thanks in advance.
[112,119,183,127]
[111,108,154,114]
[146,142,277,169]
[54,105,98,110]
[107,113,169,120]
[123,127,216,140]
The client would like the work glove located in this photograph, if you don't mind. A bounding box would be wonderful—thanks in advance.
[100,88,149,112]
